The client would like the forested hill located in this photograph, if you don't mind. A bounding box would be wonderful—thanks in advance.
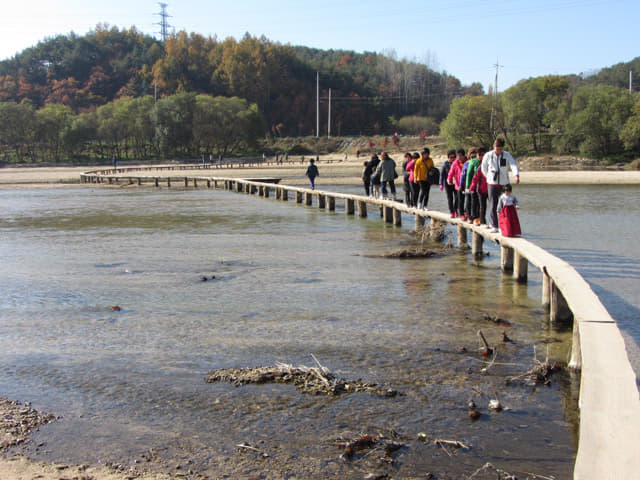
[583,57,640,90]
[0,25,480,136]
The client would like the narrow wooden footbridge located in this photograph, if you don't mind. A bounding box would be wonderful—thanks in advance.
[82,166,640,479]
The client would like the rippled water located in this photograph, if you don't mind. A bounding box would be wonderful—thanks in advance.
[2,183,634,478]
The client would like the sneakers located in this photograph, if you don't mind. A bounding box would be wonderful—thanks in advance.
[490,227,499,233]
[450,212,458,218]
[461,214,468,221]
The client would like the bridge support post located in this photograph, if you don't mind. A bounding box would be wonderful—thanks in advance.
[568,321,582,371]
[550,283,572,323]
[357,200,367,218]
[472,231,484,257]
[264,187,270,198]
[513,251,528,283]
[318,194,325,209]
[346,199,355,215]
[138,177,142,186]
[541,268,551,310]
[383,205,394,223]
[207,179,211,188]
[393,208,402,226]
[281,189,288,201]
[167,178,171,188]
[328,197,335,211]
[155,178,159,187]
[296,191,303,203]
[305,192,313,205]
[501,246,514,272]
[414,214,425,229]
[457,224,468,247]
[185,177,189,187]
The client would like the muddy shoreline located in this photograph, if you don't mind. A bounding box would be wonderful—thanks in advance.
[1,159,639,189]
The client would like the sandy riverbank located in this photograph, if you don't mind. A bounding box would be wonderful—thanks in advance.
[0,397,173,480]
[1,160,639,188]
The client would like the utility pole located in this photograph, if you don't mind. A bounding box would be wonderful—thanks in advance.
[630,70,633,93]
[316,72,319,138]
[155,3,172,42]
[490,59,502,137]
[328,88,331,138]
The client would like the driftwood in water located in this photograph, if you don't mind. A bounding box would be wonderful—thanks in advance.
[483,313,512,327]
[205,358,398,397]
[507,346,563,386]
[434,438,471,457]
[334,430,406,464]
[477,330,493,356]
[468,461,556,480]
[381,248,439,259]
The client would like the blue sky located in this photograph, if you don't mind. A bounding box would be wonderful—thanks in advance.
[1,0,637,92]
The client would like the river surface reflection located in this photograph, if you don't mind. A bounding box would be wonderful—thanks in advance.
[0,183,633,478]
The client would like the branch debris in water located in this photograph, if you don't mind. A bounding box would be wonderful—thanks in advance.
[205,357,398,397]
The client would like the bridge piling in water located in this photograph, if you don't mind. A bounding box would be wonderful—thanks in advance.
[501,246,514,272]
[345,199,354,215]
[357,200,367,217]
[457,224,468,247]
[472,231,484,257]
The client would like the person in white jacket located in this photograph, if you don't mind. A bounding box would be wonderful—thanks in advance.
[481,138,519,233]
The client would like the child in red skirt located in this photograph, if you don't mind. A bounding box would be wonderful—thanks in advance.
[497,184,521,237]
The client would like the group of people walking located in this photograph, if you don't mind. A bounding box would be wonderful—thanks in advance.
[359,139,522,237]
[441,138,520,235]
[362,148,440,209]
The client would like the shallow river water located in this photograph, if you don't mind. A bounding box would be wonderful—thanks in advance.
[0,182,637,478]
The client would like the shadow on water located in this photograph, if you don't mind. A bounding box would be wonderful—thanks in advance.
[542,247,640,281]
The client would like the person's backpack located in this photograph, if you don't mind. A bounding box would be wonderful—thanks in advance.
[427,166,440,185]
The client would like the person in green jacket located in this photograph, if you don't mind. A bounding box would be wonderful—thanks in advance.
[464,148,481,221]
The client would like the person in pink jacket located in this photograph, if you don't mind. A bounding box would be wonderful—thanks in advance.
[446,148,466,218]
[404,152,417,207]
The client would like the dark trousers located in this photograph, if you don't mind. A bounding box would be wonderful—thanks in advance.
[403,179,412,205]
[456,190,465,216]
[488,184,502,228]
[411,183,420,207]
[381,180,396,196]
[477,192,487,224]
[363,179,370,196]
[444,184,455,213]
[469,192,479,219]
[417,181,431,208]
[464,192,473,218]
